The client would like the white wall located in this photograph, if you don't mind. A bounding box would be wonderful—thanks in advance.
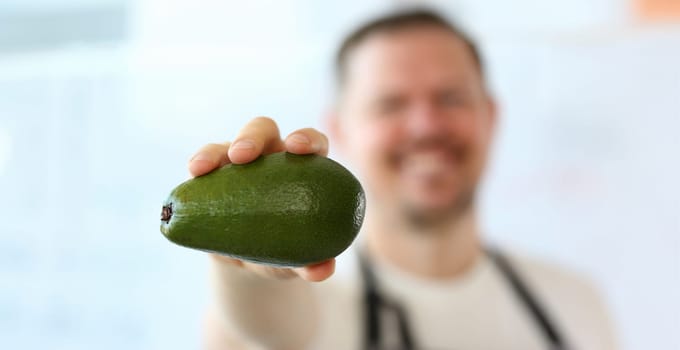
[0,1,677,349]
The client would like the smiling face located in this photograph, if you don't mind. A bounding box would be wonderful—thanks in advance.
[332,25,496,227]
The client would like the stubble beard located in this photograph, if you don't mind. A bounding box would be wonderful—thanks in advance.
[400,186,477,232]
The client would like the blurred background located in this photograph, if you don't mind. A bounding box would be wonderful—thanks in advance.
[0,0,678,349]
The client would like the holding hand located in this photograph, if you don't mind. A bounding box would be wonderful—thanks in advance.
[187,117,334,282]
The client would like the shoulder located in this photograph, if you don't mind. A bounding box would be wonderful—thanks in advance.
[502,249,598,298]
[500,247,619,350]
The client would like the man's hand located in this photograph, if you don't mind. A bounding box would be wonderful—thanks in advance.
[188,116,335,282]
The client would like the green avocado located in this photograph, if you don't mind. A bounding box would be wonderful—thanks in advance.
[160,152,365,266]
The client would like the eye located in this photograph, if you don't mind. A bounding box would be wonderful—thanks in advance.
[437,91,463,107]
[375,96,406,117]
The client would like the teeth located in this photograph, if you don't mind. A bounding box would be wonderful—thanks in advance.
[403,153,453,178]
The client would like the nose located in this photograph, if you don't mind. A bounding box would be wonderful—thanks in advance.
[406,101,447,138]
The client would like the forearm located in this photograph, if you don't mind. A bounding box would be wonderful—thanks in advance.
[209,258,318,350]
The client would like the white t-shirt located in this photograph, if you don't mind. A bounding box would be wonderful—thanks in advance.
[308,248,618,350]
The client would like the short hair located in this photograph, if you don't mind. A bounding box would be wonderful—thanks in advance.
[335,8,484,88]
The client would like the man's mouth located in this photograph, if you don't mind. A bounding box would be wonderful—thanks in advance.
[399,148,459,181]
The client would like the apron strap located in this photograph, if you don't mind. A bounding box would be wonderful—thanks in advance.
[487,248,568,350]
[359,248,568,350]
[359,251,414,350]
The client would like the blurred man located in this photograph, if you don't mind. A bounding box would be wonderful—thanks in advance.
[189,9,617,350]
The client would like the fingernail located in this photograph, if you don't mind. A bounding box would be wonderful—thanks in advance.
[289,134,310,145]
[231,139,256,150]
[190,152,212,162]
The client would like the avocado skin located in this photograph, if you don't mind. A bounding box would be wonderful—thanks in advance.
[160,152,365,267]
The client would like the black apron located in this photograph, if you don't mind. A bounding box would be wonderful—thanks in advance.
[358,248,568,350]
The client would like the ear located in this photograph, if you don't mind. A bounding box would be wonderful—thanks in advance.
[324,108,346,156]
[485,94,498,135]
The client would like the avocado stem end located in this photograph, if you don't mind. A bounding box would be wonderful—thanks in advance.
[161,203,173,223]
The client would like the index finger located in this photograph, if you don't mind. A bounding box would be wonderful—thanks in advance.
[187,142,231,177]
